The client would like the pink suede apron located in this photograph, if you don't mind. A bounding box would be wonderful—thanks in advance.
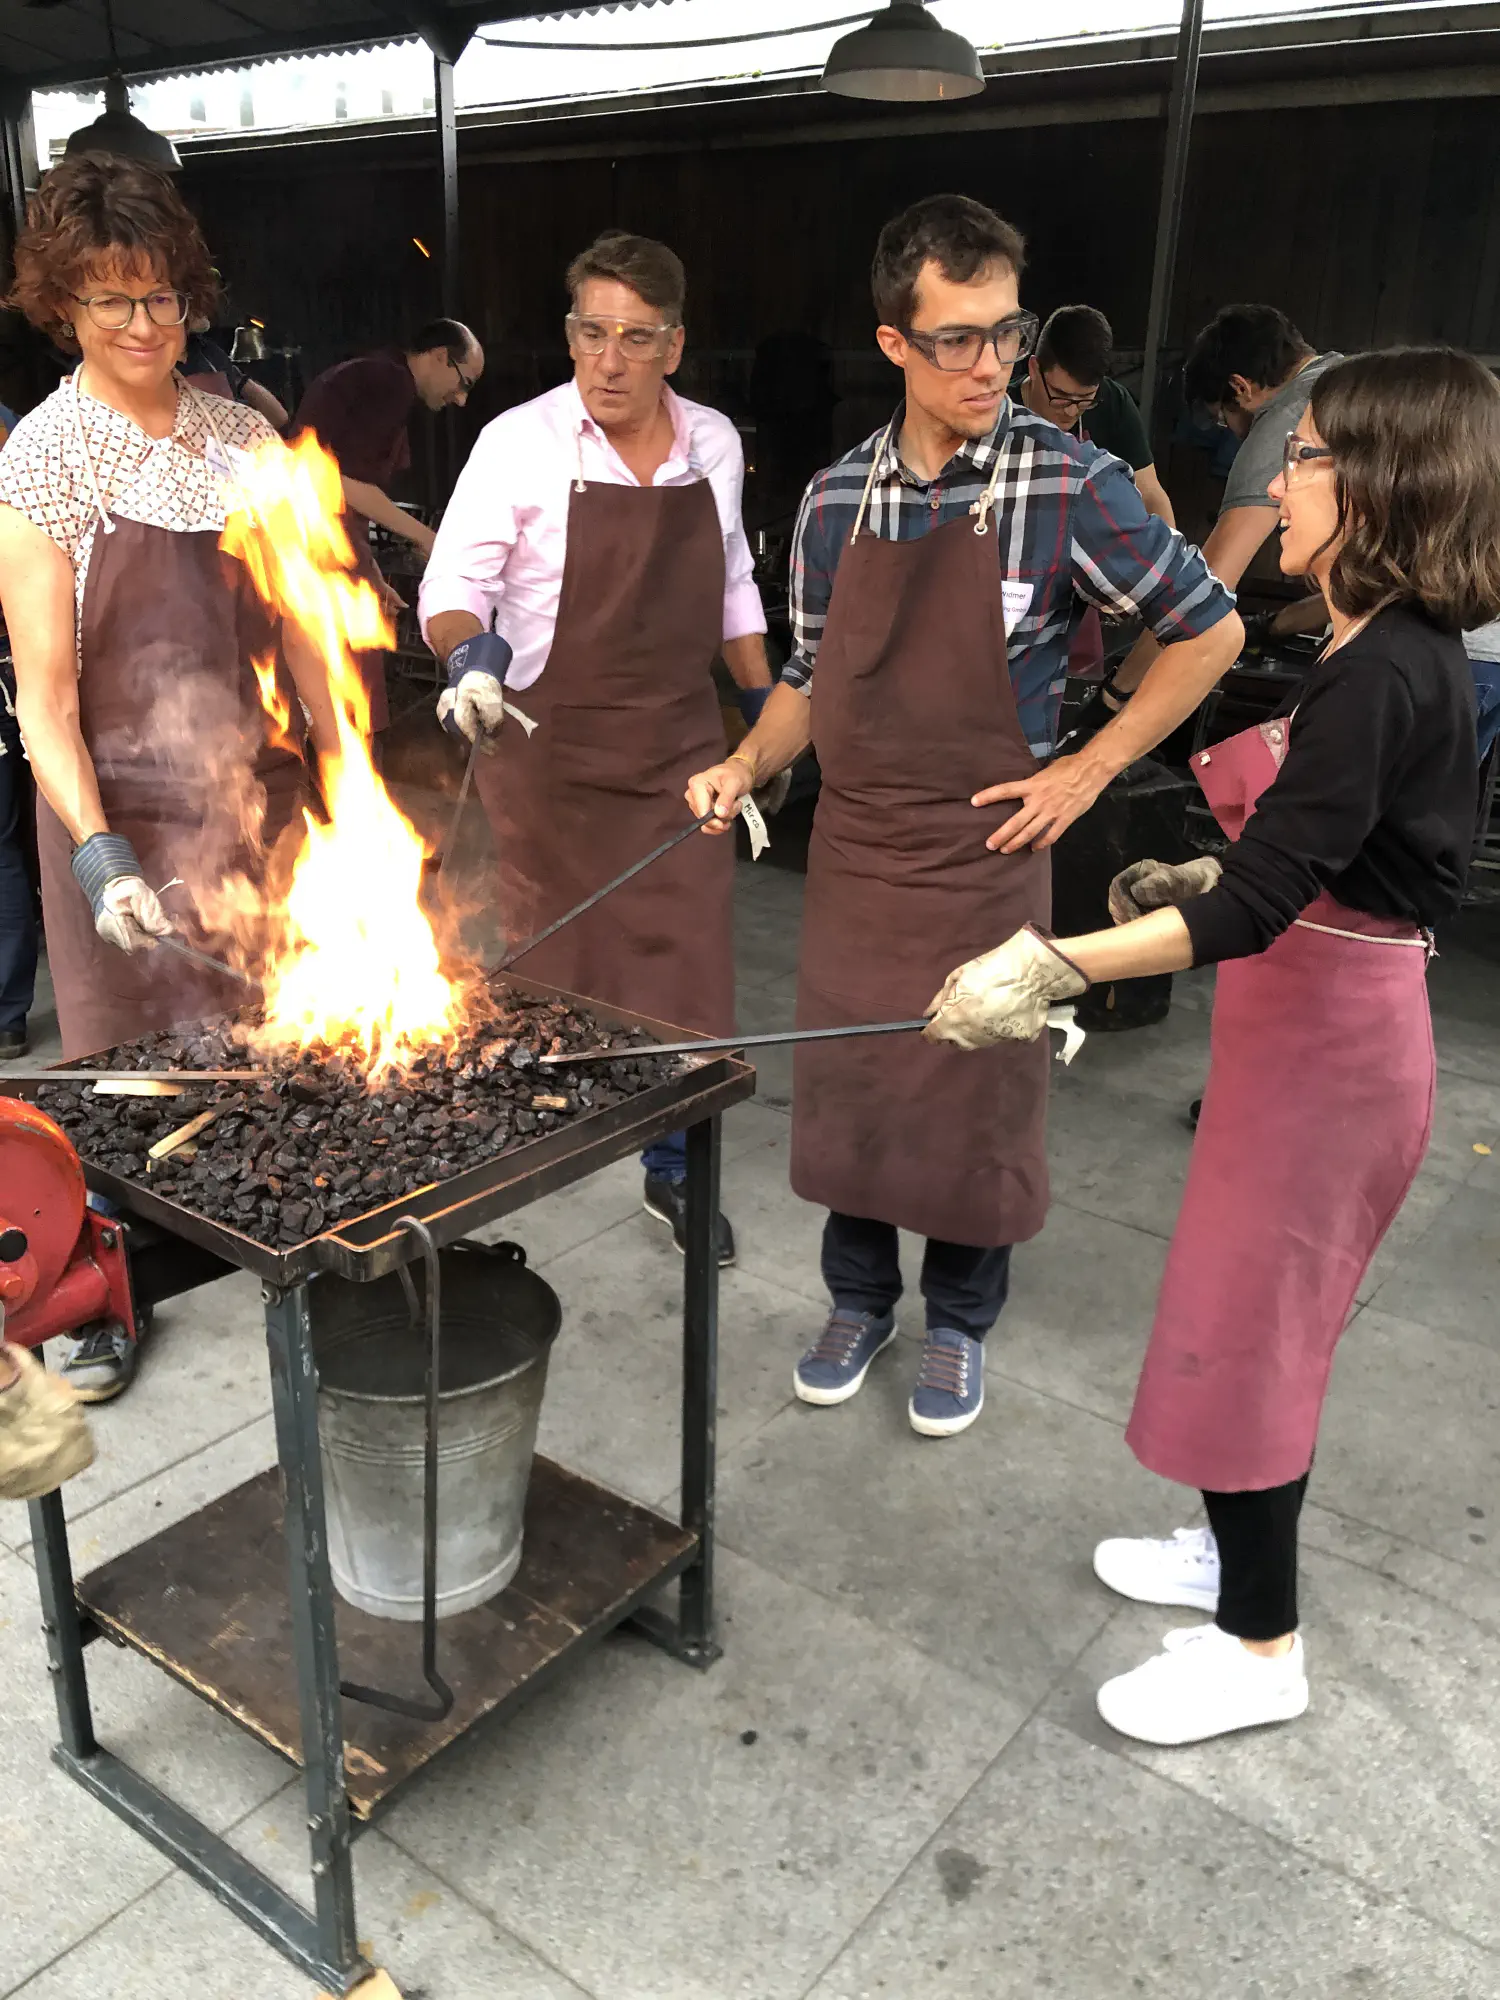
[1125,715,1437,1492]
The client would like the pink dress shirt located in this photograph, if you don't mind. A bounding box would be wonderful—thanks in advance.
[418,380,766,688]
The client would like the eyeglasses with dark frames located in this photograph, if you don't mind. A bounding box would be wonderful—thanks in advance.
[449,354,477,394]
[1281,436,1334,481]
[900,312,1040,373]
[1039,369,1100,416]
[73,288,188,331]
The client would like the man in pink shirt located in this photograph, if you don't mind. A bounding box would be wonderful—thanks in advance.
[420,231,771,1264]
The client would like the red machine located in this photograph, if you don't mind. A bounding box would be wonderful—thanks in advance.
[0,1096,138,1351]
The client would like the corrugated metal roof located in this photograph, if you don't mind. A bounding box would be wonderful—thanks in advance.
[0,1,665,93]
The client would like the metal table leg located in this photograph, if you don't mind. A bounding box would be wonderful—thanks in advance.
[27,1346,372,1996]
[263,1280,366,1985]
[628,1111,722,1669]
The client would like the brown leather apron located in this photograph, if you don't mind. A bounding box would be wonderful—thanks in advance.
[473,476,734,1037]
[791,434,1052,1248]
[36,437,306,1058]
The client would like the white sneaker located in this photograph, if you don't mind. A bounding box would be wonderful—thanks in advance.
[1093,1526,1220,1611]
[1097,1623,1309,1746]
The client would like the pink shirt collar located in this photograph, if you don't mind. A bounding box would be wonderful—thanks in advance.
[566,378,697,484]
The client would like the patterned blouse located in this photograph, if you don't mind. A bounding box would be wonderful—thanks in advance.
[0,373,277,660]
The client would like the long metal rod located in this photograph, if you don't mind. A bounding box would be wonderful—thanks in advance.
[541,1017,931,1067]
[263,1282,361,1979]
[1138,0,1206,437]
[494,811,715,974]
[437,739,478,881]
[154,932,259,989]
[1,1069,264,1084]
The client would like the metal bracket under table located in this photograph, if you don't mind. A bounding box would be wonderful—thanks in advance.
[26,1100,741,1994]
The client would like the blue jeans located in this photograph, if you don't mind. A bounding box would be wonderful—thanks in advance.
[1471,657,1500,762]
[0,703,37,1035]
[642,1130,688,1182]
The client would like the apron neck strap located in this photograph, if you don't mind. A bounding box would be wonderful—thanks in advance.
[851,416,897,545]
[970,433,1007,537]
[68,367,116,538]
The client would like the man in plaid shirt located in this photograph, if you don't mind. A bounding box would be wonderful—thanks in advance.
[688,196,1241,1439]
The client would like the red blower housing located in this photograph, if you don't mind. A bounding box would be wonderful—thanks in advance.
[0,1097,137,1350]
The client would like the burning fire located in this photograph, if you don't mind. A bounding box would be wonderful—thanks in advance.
[220,431,466,1080]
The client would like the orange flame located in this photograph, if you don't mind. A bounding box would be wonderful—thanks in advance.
[250,648,293,752]
[220,431,464,1081]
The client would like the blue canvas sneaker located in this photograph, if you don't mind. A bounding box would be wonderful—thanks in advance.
[793,1308,896,1406]
[909,1327,984,1437]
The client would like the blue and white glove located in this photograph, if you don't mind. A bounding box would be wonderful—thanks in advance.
[71,833,172,955]
[437,631,513,750]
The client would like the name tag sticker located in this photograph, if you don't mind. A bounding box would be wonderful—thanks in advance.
[739,794,770,860]
[1001,580,1034,627]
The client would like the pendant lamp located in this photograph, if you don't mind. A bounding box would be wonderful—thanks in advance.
[822,1,986,102]
[64,0,182,172]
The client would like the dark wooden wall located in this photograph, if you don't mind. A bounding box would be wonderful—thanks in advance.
[182,87,1500,518]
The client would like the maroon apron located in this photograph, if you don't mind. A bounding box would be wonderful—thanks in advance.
[37,504,306,1060]
[1125,718,1436,1491]
[791,454,1053,1249]
[473,477,734,1038]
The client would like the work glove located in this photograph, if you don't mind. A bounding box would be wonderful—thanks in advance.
[0,1343,95,1501]
[70,833,172,955]
[923,925,1089,1052]
[1107,855,1223,926]
[437,631,513,750]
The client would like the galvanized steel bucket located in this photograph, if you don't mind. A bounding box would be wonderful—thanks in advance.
[311,1238,560,1624]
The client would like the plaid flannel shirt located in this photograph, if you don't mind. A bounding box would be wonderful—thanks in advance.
[784,400,1235,758]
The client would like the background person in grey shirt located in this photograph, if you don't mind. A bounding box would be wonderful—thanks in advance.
[1106,306,1340,706]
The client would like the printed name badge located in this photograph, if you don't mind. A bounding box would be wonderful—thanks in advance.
[1001,580,1034,629]
[739,794,770,860]
[203,434,258,503]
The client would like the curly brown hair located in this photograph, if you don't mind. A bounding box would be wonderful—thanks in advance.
[10,156,219,339]
[1312,348,1500,632]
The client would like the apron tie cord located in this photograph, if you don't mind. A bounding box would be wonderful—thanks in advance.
[68,367,116,537]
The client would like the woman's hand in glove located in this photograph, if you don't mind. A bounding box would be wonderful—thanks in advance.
[70,832,173,954]
[923,925,1089,1051]
[1107,855,1223,926]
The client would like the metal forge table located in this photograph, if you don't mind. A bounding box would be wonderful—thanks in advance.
[17,984,755,1994]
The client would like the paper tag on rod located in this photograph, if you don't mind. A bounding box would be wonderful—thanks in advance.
[740,795,770,860]
[503,700,539,737]
[1047,1005,1086,1066]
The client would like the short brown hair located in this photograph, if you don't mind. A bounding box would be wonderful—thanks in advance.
[10,156,218,336]
[566,230,685,323]
[871,194,1026,330]
[1037,305,1112,385]
[1311,347,1500,632]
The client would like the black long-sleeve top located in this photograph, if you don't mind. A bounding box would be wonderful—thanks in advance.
[1181,605,1478,965]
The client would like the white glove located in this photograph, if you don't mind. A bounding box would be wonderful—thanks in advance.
[1107,855,1222,926]
[923,925,1089,1052]
[95,875,172,954]
[438,673,508,749]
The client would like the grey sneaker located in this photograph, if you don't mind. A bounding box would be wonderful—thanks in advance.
[909,1327,984,1438]
[60,1321,139,1404]
[793,1308,896,1407]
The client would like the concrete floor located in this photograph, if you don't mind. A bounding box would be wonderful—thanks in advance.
[2,850,1498,2000]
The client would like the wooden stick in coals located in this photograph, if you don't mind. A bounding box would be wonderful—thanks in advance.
[492,810,716,975]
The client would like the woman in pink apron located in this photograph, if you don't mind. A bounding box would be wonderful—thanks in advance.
[926,347,1500,1745]
[0,159,329,1400]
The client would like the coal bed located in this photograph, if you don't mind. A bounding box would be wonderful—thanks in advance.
[37,991,679,1250]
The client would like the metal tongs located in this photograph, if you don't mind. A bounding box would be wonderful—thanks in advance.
[542,1007,1087,1067]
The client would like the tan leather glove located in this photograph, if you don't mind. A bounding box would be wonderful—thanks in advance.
[0,1343,95,1501]
[1107,855,1223,926]
[923,925,1089,1052]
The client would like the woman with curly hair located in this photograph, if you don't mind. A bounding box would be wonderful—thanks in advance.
[0,157,335,1398]
[925,346,1500,1745]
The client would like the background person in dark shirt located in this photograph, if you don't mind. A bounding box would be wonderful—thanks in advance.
[926,345,1498,1750]
[291,317,484,566]
[1021,305,1175,526]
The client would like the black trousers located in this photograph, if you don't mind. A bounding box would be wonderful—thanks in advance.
[822,1210,1011,1341]
[1203,1471,1311,1641]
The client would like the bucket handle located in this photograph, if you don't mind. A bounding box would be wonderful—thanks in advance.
[338,1216,457,1722]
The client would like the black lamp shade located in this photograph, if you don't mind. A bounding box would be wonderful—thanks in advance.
[822,2,986,102]
[64,74,182,173]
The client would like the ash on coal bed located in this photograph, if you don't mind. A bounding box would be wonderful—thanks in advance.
[37,995,677,1249]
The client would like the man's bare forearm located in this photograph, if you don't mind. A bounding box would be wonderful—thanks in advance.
[732,682,813,780]
[722,632,774,689]
[425,610,483,665]
[1072,614,1245,783]
[342,477,435,551]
